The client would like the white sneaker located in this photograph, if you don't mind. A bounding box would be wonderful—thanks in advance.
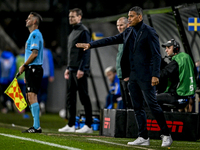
[75,125,93,133]
[127,137,150,146]
[161,135,173,147]
[58,125,75,132]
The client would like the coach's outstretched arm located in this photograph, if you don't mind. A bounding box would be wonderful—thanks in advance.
[76,43,91,51]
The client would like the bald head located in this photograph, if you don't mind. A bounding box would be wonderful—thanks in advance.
[116,17,128,33]
[117,17,128,23]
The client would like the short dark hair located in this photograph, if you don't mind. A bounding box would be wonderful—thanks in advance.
[129,6,143,16]
[69,8,83,17]
[30,12,43,26]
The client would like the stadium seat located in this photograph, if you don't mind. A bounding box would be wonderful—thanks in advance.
[162,98,189,112]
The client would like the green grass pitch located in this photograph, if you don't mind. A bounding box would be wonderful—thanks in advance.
[0,112,199,150]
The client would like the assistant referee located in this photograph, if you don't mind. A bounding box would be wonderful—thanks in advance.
[19,12,43,133]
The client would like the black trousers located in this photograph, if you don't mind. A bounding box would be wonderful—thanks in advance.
[119,79,133,109]
[66,71,92,127]
[128,71,170,138]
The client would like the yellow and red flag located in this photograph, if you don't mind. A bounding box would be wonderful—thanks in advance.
[4,78,27,112]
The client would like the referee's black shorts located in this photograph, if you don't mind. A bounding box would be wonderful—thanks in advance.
[25,65,43,94]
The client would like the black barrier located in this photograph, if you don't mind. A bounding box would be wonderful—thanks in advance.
[101,109,200,141]
[127,109,200,141]
[126,109,138,138]
[101,109,127,137]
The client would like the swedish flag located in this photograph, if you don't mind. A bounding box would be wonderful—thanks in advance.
[188,18,200,31]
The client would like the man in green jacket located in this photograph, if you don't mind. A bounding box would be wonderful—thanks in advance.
[116,17,132,109]
[157,39,196,110]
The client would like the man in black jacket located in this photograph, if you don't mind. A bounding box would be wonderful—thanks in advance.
[76,6,172,147]
[58,8,93,133]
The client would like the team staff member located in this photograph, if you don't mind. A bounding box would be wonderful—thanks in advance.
[19,12,43,133]
[58,8,93,133]
[157,39,196,109]
[116,17,132,109]
[76,6,172,147]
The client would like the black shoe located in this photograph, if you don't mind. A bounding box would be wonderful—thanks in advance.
[22,127,42,133]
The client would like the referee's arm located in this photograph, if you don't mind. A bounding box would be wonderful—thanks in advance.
[19,49,38,74]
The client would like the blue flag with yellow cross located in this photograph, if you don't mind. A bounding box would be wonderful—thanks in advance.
[188,17,200,31]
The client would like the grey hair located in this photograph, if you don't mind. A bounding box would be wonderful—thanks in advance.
[104,66,116,75]
[117,17,128,24]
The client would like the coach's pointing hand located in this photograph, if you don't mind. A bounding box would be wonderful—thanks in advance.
[76,43,91,51]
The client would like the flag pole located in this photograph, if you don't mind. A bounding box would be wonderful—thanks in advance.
[15,72,20,78]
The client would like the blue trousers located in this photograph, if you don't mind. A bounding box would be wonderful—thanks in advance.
[128,72,169,138]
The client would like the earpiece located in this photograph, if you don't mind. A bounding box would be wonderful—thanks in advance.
[171,39,180,53]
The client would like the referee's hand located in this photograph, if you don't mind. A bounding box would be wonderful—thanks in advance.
[19,65,25,75]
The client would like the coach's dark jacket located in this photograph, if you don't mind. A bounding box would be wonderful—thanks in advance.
[89,20,161,82]
[68,23,91,71]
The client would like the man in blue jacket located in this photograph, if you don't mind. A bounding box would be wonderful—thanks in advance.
[0,50,16,113]
[76,6,172,147]
[38,43,54,114]
[104,66,123,109]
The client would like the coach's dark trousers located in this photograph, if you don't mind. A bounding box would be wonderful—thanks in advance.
[128,71,169,139]
[66,71,92,127]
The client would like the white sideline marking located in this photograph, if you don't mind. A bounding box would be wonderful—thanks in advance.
[0,133,82,150]
[88,138,155,150]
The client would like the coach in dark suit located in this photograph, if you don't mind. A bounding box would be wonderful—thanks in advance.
[76,6,172,147]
